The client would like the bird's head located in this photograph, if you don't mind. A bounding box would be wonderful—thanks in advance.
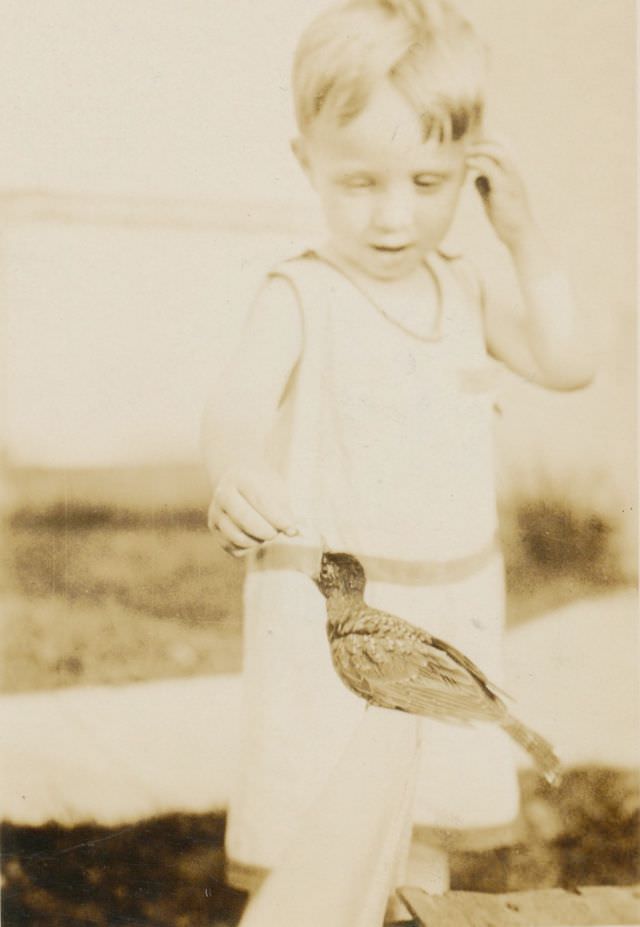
[313,551,367,599]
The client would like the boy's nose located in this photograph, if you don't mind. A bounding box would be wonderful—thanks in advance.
[371,189,414,234]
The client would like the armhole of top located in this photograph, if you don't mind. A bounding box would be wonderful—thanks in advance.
[256,268,305,357]
[437,250,489,345]
[437,250,485,307]
[257,268,306,403]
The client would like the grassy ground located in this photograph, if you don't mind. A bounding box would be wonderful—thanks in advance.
[1,465,637,925]
[3,768,639,927]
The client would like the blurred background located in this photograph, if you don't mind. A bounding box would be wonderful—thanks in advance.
[1,1,637,925]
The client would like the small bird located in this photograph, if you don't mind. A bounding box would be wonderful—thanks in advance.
[313,551,561,786]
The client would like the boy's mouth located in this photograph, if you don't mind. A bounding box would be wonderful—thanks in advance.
[371,243,412,254]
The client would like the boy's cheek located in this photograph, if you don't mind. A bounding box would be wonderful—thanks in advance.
[326,198,366,233]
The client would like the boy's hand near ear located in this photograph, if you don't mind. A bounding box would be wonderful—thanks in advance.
[466,137,595,390]
[466,139,536,252]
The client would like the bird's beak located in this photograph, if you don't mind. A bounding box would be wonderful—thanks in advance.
[311,573,321,590]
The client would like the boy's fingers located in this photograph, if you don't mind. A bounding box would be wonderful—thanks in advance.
[465,153,504,176]
[238,480,298,536]
[468,135,517,157]
[222,493,279,542]
[222,543,251,559]
[466,146,517,175]
[207,499,224,533]
[467,141,507,157]
[214,512,259,551]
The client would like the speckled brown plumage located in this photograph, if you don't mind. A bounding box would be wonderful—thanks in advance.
[314,551,561,785]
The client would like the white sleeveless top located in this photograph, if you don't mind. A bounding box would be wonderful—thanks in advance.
[227,252,520,872]
[265,248,500,566]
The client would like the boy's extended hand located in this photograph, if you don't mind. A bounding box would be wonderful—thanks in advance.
[208,465,298,557]
[466,139,536,250]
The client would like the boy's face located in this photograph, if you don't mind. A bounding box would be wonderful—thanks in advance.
[295,80,468,281]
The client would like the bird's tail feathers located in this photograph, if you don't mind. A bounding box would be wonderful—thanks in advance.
[487,680,514,703]
[502,715,562,787]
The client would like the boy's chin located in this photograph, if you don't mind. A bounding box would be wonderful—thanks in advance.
[326,241,429,280]
[361,245,423,280]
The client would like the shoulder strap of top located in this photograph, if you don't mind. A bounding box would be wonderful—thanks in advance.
[435,249,485,309]
[267,250,321,280]
[265,251,328,306]
[263,252,333,365]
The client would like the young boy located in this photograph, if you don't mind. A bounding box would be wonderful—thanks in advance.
[203,0,593,919]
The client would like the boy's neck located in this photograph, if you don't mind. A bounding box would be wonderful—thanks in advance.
[315,242,441,338]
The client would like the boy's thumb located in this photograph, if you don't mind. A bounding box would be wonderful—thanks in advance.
[475,175,491,199]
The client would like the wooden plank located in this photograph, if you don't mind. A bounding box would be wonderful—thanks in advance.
[397,885,640,927]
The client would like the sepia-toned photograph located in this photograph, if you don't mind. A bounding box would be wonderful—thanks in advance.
[1,1,638,925]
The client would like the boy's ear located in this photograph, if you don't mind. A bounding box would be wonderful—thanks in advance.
[291,137,311,176]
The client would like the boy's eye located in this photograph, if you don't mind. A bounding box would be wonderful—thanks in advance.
[414,174,444,190]
[340,175,374,190]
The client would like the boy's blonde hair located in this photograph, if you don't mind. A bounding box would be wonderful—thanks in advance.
[293,0,485,141]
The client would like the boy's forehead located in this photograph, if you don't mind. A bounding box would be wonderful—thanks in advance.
[307,81,466,169]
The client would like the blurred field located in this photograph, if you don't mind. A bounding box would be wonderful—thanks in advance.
[2,463,636,693]
[2,466,237,692]
[4,515,242,692]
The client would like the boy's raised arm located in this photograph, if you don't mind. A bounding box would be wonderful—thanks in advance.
[201,276,302,554]
[466,140,596,391]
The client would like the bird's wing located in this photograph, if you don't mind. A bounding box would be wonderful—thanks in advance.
[428,635,512,701]
[344,610,504,723]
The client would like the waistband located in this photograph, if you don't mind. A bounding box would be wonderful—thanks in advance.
[250,533,501,587]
